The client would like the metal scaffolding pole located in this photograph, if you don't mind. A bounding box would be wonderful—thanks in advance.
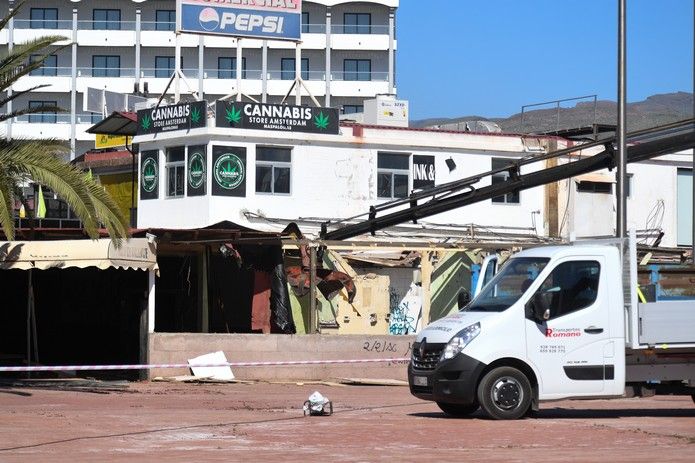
[616,0,627,239]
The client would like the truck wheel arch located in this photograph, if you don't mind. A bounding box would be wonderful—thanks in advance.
[480,358,540,411]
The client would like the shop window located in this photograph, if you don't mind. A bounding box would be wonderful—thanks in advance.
[93,9,121,30]
[377,152,409,199]
[166,147,185,198]
[491,158,520,204]
[218,57,247,79]
[256,147,291,195]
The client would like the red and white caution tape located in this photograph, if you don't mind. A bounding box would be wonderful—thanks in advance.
[0,357,412,373]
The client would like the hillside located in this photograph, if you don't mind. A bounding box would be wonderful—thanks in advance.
[411,92,694,134]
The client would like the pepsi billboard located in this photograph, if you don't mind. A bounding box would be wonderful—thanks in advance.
[177,0,302,41]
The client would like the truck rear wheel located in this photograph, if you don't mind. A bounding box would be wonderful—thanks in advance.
[436,402,479,417]
[477,366,532,420]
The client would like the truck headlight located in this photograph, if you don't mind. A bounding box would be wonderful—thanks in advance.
[441,323,481,361]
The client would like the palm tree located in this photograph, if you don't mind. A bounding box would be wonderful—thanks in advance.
[0,2,128,243]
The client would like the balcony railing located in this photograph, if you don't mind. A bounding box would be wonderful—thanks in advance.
[14,113,102,124]
[12,20,390,35]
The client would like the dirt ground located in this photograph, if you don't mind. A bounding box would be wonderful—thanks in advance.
[0,381,694,462]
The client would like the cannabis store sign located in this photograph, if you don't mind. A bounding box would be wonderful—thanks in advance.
[137,101,207,135]
[216,101,339,135]
[140,150,159,200]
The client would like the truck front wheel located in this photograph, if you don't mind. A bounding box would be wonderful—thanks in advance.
[436,402,479,417]
[477,366,532,420]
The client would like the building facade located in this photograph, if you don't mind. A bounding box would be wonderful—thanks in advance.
[1,0,398,159]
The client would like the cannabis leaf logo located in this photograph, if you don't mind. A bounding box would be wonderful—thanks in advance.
[225,106,241,125]
[190,107,201,123]
[145,165,155,177]
[141,114,151,130]
[314,111,329,130]
[224,161,237,174]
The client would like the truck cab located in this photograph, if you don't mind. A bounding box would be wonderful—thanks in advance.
[409,243,632,419]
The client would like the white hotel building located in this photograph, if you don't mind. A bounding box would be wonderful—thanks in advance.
[1,0,398,158]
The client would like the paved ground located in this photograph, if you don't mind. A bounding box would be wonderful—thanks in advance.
[0,381,694,462]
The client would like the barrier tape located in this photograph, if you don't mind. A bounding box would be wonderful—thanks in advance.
[0,357,412,373]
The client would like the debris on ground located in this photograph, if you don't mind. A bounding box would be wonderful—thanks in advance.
[187,351,235,380]
[303,390,333,416]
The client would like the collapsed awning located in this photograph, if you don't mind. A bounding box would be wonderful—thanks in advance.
[0,238,158,273]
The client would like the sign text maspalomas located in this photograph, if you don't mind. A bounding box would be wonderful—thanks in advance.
[216,101,339,135]
[137,101,207,135]
[177,0,302,41]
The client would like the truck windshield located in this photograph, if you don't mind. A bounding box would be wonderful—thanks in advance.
[464,257,549,312]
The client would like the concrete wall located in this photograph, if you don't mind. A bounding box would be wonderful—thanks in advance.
[149,333,415,381]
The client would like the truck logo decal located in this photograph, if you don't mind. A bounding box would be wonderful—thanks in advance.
[418,338,427,358]
[545,328,581,338]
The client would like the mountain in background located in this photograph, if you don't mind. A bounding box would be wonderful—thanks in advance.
[410,92,694,134]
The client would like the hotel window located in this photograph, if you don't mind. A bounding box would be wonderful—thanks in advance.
[491,158,520,204]
[156,10,176,31]
[343,105,363,114]
[166,147,185,198]
[28,100,57,124]
[155,56,182,78]
[301,12,310,33]
[30,8,58,29]
[344,13,371,34]
[344,59,370,81]
[576,181,612,194]
[218,57,247,79]
[377,152,409,199]
[29,54,57,76]
[281,58,309,80]
[93,9,121,30]
[92,55,120,77]
[256,147,291,195]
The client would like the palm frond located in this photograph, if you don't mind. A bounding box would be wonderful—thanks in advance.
[0,84,51,110]
[0,167,15,240]
[84,181,130,247]
[0,36,69,93]
[0,0,25,32]
[0,140,101,237]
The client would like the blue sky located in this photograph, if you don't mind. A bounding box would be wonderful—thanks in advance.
[396,0,694,120]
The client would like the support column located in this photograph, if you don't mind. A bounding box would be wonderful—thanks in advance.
[236,38,243,102]
[7,1,14,141]
[388,8,395,94]
[616,0,627,239]
[420,251,433,326]
[325,8,331,106]
[692,0,695,262]
[70,8,78,159]
[295,42,302,105]
[148,269,156,333]
[174,33,181,102]
[309,246,317,333]
[262,40,268,103]
[135,9,141,89]
[198,36,204,99]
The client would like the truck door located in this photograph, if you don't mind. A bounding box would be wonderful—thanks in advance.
[525,256,619,397]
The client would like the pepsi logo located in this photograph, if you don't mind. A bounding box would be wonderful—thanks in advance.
[198,7,220,31]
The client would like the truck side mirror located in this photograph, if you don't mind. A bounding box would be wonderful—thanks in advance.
[532,292,551,321]
[457,289,471,309]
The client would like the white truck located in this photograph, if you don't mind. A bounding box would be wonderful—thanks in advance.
[408,232,695,419]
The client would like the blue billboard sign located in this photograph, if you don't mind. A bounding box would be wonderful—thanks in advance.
[177,0,302,41]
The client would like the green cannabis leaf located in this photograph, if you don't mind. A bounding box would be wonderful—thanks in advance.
[314,111,329,130]
[190,107,201,123]
[225,106,241,125]
[141,114,151,130]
